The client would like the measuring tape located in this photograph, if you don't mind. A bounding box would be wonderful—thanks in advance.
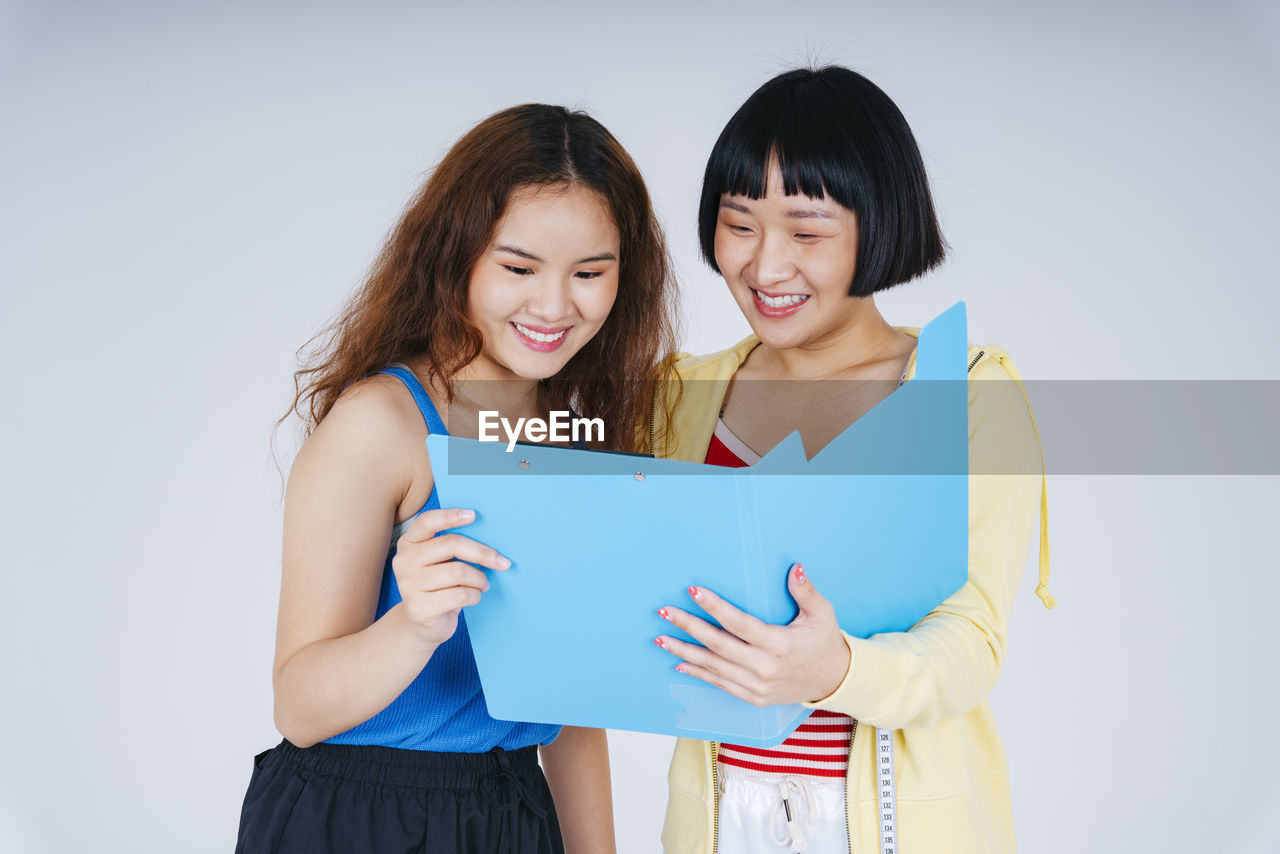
[876,727,898,854]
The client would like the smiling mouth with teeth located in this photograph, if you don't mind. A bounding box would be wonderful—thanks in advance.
[511,322,570,351]
[513,323,567,342]
[751,289,810,312]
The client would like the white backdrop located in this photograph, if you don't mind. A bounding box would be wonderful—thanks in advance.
[2,1,1278,852]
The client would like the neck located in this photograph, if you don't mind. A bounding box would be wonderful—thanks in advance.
[757,298,903,380]
[449,361,544,419]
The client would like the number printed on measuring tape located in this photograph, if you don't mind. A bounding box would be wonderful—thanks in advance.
[876,728,898,854]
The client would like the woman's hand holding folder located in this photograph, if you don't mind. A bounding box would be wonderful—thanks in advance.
[391,507,512,646]
[654,562,852,707]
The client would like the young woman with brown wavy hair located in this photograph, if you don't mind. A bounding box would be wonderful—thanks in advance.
[235,103,679,854]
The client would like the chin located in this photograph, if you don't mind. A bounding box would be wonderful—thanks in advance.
[748,321,813,352]
[503,363,562,382]
[497,353,571,381]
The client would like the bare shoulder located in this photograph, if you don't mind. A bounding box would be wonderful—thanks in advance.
[325,372,430,439]
[290,373,435,525]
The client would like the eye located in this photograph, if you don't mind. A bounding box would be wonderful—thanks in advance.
[574,270,604,280]
[502,265,534,276]
[726,224,753,234]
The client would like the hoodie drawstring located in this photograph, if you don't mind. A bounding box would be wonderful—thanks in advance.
[995,353,1057,610]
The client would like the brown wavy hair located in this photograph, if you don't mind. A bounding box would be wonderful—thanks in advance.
[283,104,681,454]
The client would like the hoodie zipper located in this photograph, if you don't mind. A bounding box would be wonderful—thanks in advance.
[711,742,720,854]
[650,387,660,455]
[845,719,858,854]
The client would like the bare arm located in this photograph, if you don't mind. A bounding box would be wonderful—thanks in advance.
[539,726,616,854]
[271,377,506,747]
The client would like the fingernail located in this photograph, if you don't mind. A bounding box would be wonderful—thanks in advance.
[794,563,806,584]
[675,663,687,674]
[654,637,667,649]
[497,556,511,569]
[458,509,475,522]
[658,608,671,621]
[688,586,703,602]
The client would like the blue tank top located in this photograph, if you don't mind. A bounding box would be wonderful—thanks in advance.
[324,365,562,752]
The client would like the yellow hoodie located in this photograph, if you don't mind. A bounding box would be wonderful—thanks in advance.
[653,329,1053,854]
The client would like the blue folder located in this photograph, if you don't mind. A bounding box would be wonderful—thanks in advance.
[428,302,970,746]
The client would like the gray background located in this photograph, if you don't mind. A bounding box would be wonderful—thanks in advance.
[2,1,1278,851]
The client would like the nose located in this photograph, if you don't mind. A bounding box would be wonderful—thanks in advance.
[748,229,796,289]
[524,273,573,322]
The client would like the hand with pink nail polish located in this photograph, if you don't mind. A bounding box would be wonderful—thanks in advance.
[656,563,850,707]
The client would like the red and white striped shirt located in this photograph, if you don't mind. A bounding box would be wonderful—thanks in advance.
[718,709,853,778]
[704,422,854,779]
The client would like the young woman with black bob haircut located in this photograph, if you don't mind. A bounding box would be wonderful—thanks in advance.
[652,65,1052,853]
[235,103,680,854]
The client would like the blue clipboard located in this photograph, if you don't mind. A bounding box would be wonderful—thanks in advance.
[428,302,970,746]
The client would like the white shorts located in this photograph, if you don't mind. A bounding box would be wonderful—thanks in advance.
[715,766,850,853]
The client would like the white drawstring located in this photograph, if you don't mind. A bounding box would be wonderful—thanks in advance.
[768,777,818,852]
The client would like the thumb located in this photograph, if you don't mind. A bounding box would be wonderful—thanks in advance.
[787,562,826,618]
[402,506,475,544]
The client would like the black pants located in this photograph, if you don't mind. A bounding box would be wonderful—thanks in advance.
[235,740,565,854]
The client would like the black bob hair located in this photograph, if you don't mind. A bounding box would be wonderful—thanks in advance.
[698,65,946,297]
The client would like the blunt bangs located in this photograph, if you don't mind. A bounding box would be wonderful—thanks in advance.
[698,66,946,296]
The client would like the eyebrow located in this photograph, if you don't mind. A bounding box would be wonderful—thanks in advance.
[494,245,617,264]
[784,207,834,220]
[719,199,834,220]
